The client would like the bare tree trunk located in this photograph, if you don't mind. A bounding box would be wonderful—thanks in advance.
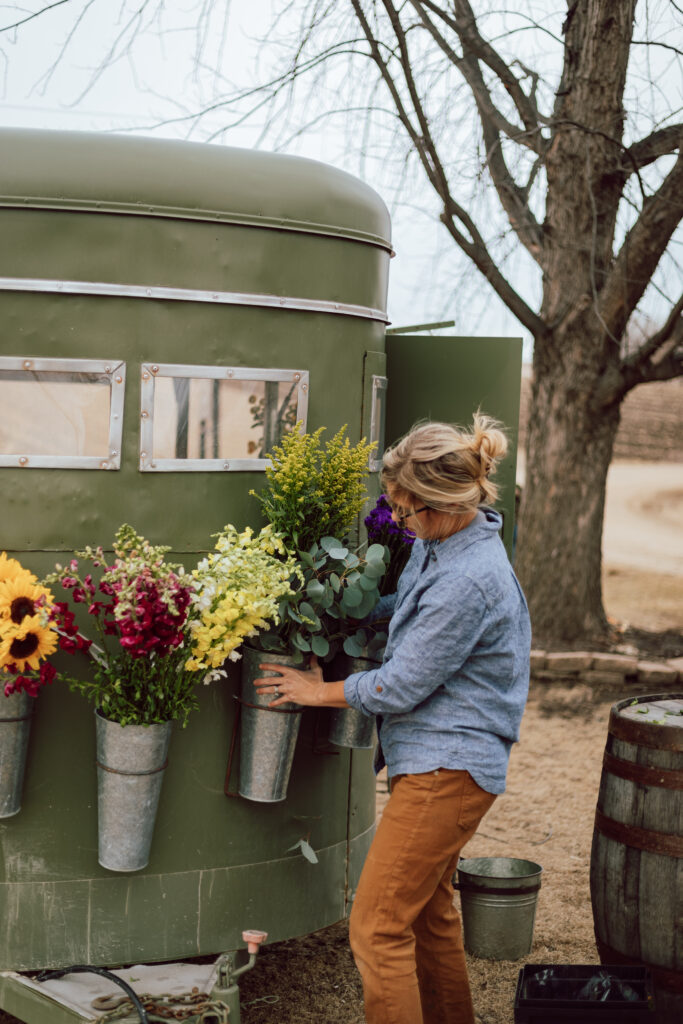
[516,337,621,644]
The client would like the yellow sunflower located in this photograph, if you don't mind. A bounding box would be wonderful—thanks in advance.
[0,551,36,587]
[0,615,58,672]
[0,575,54,625]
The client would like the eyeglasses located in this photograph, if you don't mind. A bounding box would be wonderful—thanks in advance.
[389,504,430,529]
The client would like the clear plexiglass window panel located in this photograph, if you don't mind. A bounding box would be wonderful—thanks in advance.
[140,365,309,471]
[0,358,125,469]
[369,375,388,472]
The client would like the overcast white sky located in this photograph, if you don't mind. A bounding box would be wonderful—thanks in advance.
[0,1,680,356]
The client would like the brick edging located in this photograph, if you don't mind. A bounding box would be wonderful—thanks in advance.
[530,650,683,687]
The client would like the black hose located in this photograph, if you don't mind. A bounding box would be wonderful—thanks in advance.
[34,965,149,1024]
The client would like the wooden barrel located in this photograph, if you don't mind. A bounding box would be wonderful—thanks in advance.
[590,693,683,1024]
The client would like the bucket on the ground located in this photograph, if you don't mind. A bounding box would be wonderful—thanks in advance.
[454,856,542,960]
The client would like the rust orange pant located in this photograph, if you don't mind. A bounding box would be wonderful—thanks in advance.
[349,768,496,1024]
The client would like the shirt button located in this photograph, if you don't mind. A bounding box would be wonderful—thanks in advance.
[376,686,383,693]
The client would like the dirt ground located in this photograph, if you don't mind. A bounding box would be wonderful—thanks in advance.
[1,461,681,1024]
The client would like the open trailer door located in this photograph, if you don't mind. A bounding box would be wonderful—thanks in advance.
[383,333,523,558]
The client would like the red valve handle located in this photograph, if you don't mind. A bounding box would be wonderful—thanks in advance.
[242,930,268,954]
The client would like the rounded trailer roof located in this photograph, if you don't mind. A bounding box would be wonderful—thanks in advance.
[0,128,392,250]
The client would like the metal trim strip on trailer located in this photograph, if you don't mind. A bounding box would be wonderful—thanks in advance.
[0,195,394,255]
[0,277,390,324]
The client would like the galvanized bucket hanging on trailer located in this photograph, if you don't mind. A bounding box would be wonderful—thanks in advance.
[96,711,172,872]
[0,690,33,818]
[238,646,304,802]
[325,654,379,749]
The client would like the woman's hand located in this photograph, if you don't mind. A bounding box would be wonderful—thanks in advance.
[254,656,348,708]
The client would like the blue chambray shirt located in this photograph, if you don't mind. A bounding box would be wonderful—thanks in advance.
[344,508,531,794]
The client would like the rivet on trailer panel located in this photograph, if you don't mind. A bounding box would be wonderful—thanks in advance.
[23,360,32,369]
[141,451,147,458]
[18,457,28,466]
[223,463,230,470]
[141,412,149,419]
[115,376,123,383]
[142,372,150,380]
[152,366,159,373]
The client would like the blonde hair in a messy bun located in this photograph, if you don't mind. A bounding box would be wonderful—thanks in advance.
[381,413,508,514]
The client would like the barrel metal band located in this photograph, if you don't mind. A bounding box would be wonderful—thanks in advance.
[594,807,683,857]
[602,750,683,790]
[0,277,389,324]
[0,713,32,722]
[610,700,683,752]
[96,758,168,777]
[595,938,683,994]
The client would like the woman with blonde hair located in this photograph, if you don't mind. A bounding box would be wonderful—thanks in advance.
[257,413,531,1024]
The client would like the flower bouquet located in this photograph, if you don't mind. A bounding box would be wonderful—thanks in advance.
[185,522,301,680]
[251,424,387,663]
[46,524,199,728]
[45,524,204,871]
[0,552,58,817]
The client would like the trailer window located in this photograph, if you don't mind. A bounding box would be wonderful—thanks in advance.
[139,363,309,472]
[0,357,125,470]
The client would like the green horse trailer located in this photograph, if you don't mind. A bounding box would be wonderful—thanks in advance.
[0,128,521,1023]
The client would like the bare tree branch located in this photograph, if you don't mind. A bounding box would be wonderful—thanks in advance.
[0,0,73,33]
[626,292,683,368]
[599,150,683,339]
[417,0,546,146]
[349,0,545,337]
[408,0,546,262]
[623,123,682,172]
[597,293,683,405]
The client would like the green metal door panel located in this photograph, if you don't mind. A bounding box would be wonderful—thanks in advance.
[385,335,522,555]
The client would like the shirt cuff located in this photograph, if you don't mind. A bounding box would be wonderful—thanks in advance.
[344,668,383,716]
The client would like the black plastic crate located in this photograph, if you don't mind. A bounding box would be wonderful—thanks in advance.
[514,964,655,1022]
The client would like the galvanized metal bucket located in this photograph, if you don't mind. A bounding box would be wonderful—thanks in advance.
[238,646,304,803]
[454,856,542,960]
[326,655,379,749]
[0,690,34,818]
[96,711,172,873]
